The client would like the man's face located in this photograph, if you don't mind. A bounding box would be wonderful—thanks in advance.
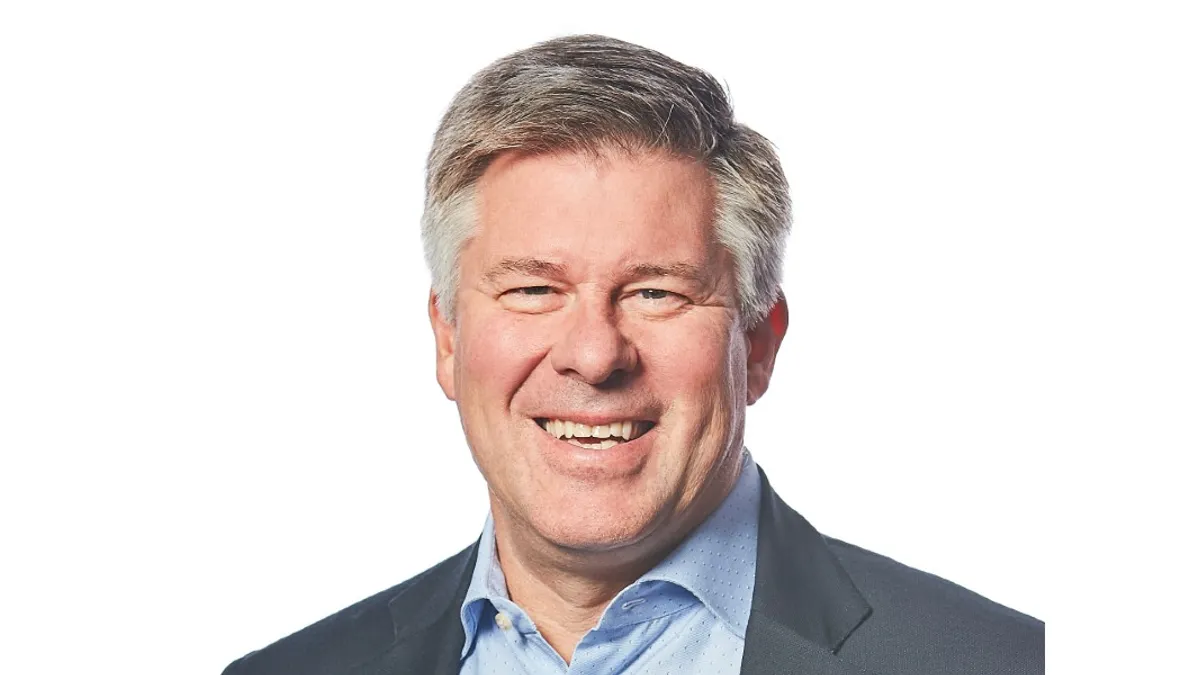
[430,148,783,559]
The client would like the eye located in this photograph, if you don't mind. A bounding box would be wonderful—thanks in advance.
[499,285,563,313]
[512,286,554,296]
[626,288,689,315]
[635,288,685,302]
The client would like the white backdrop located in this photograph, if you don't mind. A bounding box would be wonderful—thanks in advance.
[1,1,1196,673]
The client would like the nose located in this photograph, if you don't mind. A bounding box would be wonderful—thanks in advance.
[549,296,639,386]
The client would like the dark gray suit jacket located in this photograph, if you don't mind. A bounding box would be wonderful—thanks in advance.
[224,470,1044,674]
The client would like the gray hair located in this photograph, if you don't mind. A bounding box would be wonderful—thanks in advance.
[421,34,791,325]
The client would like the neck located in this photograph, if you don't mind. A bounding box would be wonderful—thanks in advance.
[488,459,743,662]
[493,535,645,662]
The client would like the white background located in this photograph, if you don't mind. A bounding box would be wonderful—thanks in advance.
[1,1,1196,673]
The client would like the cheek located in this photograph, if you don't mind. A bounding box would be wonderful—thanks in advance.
[456,309,551,410]
[638,318,747,420]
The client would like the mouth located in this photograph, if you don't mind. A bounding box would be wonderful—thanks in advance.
[535,418,656,450]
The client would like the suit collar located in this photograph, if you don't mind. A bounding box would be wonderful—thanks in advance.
[385,542,478,641]
[351,544,478,675]
[740,467,876,675]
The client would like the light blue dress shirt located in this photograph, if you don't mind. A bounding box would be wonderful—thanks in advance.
[458,451,761,674]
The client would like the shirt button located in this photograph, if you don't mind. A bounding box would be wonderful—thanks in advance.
[495,612,513,630]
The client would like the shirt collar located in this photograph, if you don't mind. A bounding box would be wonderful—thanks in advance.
[636,450,760,637]
[459,450,761,653]
[459,514,504,654]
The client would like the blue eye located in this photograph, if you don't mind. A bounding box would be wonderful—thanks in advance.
[638,289,671,300]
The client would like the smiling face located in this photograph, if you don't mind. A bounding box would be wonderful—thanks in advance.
[430,148,784,566]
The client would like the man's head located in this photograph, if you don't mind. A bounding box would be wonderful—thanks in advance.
[423,35,791,564]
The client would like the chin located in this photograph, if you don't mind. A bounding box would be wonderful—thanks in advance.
[525,486,666,554]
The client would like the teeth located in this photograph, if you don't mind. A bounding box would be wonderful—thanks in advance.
[539,418,650,443]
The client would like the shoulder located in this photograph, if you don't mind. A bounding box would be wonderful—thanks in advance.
[827,537,1044,675]
[222,545,476,675]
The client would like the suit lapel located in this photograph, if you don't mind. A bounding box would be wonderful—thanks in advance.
[354,543,478,675]
[741,614,878,675]
[740,468,878,675]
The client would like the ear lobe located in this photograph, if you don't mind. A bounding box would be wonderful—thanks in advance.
[746,293,789,405]
[428,290,457,401]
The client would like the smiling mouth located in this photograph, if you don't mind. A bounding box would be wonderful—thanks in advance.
[535,418,655,450]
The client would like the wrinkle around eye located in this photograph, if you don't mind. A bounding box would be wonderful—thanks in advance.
[623,288,691,314]
[498,285,564,312]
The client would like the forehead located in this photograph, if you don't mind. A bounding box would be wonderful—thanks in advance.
[467,149,719,272]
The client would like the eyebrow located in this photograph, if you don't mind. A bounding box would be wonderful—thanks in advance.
[624,262,706,282]
[482,257,568,284]
[481,258,708,285]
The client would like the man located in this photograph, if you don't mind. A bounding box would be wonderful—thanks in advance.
[224,34,1044,675]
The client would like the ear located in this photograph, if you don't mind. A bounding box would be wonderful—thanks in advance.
[428,289,457,401]
[745,293,789,406]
